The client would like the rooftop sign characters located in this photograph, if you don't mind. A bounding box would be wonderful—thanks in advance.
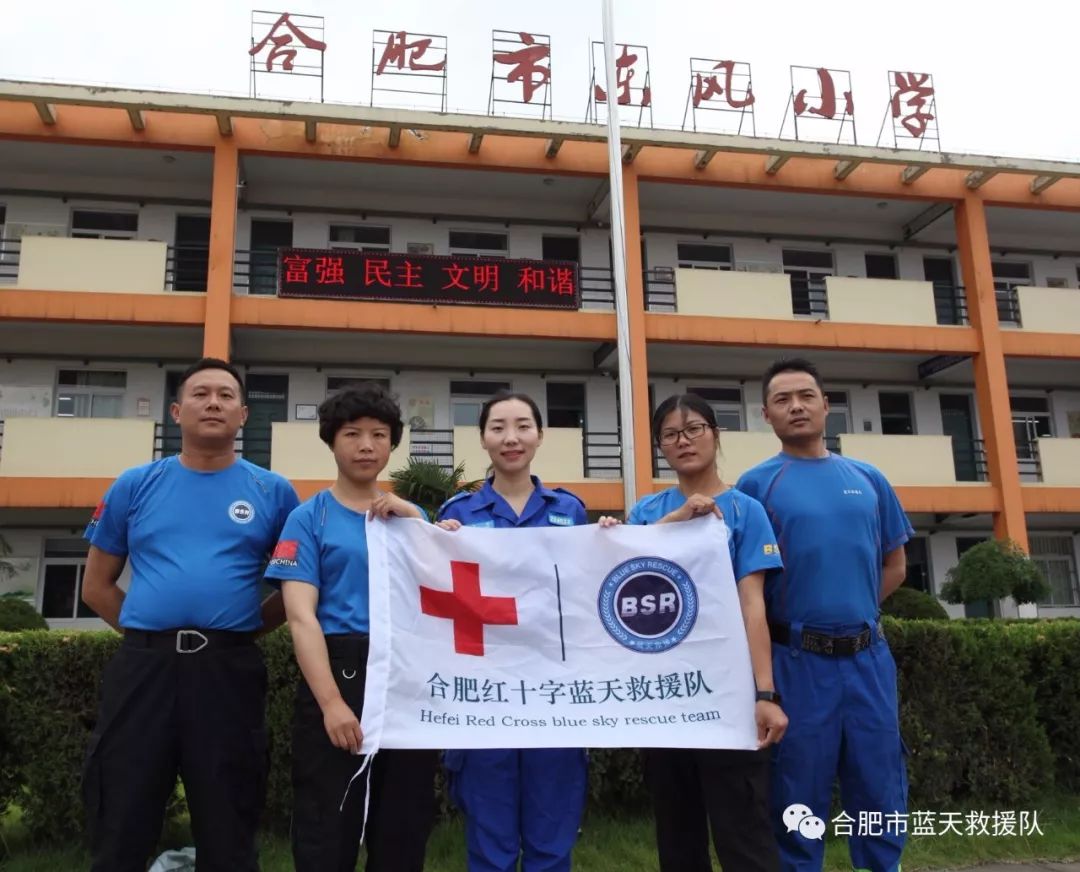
[277,249,582,311]
[246,11,941,148]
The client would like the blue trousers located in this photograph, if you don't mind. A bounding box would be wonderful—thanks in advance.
[771,624,908,872]
[446,748,587,872]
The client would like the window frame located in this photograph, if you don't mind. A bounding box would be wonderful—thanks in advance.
[54,368,128,419]
[328,224,392,252]
[69,208,139,240]
[448,229,509,259]
[676,242,734,271]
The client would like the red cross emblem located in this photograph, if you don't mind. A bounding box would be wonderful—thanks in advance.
[419,561,518,656]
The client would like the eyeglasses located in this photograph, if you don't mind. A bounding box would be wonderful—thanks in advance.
[657,421,714,446]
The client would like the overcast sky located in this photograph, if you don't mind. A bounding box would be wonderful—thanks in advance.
[4,0,1079,162]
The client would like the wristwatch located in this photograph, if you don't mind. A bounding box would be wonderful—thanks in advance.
[755,690,781,704]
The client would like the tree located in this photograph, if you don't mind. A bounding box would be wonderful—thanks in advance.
[938,538,1051,617]
[389,459,481,520]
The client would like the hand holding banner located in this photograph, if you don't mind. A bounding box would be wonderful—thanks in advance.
[361,515,757,753]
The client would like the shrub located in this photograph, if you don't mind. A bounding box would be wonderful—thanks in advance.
[940,539,1051,612]
[881,587,949,620]
[1,617,1077,841]
[0,599,48,631]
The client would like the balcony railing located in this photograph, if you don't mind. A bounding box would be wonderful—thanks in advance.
[933,283,969,326]
[0,238,22,283]
[995,285,1022,326]
[1014,435,1043,480]
[790,276,830,319]
[584,430,622,478]
[152,423,272,467]
[950,437,990,482]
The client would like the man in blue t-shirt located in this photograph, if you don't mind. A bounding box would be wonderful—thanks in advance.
[81,357,299,872]
[737,358,913,872]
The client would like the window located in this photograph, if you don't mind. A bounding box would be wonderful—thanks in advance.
[1011,395,1053,466]
[40,539,96,620]
[825,390,849,452]
[329,225,391,252]
[991,260,1032,287]
[56,370,126,418]
[677,243,733,270]
[865,253,899,280]
[449,230,508,258]
[687,386,744,432]
[879,392,915,435]
[326,376,391,396]
[71,210,138,240]
[450,380,511,427]
[546,382,586,429]
[1030,536,1080,606]
[783,249,831,317]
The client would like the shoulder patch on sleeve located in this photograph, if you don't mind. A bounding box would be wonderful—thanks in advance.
[436,490,473,519]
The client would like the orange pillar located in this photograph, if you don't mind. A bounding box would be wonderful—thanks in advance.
[954,195,1028,549]
[621,167,655,504]
[203,140,239,359]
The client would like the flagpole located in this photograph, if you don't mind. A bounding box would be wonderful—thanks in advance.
[601,0,638,511]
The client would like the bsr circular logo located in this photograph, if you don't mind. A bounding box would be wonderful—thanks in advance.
[598,557,698,653]
[228,500,255,524]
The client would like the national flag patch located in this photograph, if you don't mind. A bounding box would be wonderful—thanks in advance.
[88,500,106,527]
[763,543,779,556]
[270,539,300,567]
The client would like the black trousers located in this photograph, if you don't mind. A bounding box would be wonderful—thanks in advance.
[83,633,268,872]
[291,634,438,872]
[643,747,780,872]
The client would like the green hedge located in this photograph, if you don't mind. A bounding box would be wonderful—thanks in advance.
[1,618,1078,842]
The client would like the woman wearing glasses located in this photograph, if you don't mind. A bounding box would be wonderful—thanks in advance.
[624,393,788,872]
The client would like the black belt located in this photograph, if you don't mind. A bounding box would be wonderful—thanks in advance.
[769,622,880,656]
[124,628,257,654]
[324,633,370,661]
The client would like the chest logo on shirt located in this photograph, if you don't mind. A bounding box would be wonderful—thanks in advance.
[467,520,495,528]
[597,557,698,653]
[548,513,573,526]
[228,500,256,525]
[843,489,864,496]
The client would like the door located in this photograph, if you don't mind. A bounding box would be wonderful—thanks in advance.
[161,371,183,457]
[173,215,210,291]
[243,374,288,469]
[249,220,293,296]
[940,394,979,481]
[879,392,915,435]
[923,256,960,324]
[957,537,996,617]
[824,390,850,453]
[541,235,581,263]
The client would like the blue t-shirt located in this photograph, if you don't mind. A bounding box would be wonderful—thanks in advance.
[627,487,783,582]
[264,490,427,635]
[736,453,913,628]
[436,476,587,529]
[85,456,300,631]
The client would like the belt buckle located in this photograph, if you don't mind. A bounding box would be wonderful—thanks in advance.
[809,633,834,655]
[176,630,209,654]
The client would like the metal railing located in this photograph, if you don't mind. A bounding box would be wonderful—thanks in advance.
[583,430,622,478]
[995,285,1022,326]
[933,283,969,326]
[790,276,830,319]
[0,238,22,283]
[1014,435,1043,480]
[950,436,990,482]
[152,422,272,466]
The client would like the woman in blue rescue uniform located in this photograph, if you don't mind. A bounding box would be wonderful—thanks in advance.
[264,383,437,872]
[436,390,589,872]
[623,393,788,872]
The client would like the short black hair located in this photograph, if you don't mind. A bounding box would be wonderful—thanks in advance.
[318,382,404,447]
[761,357,825,405]
[651,393,718,443]
[176,357,245,402]
[479,390,543,432]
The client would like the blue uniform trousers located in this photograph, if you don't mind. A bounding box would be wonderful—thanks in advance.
[446,747,587,872]
[770,624,908,872]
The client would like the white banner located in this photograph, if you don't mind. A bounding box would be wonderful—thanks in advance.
[361,515,757,753]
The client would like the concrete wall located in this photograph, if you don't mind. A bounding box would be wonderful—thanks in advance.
[17,237,168,293]
[1017,286,1080,333]
[839,434,957,485]
[674,269,793,319]
[0,418,155,477]
[826,277,938,326]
